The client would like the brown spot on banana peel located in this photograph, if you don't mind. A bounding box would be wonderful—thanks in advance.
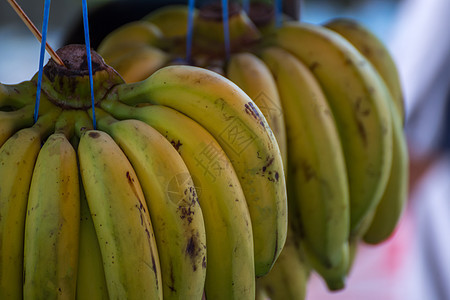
[244,102,265,127]
[148,236,159,287]
[170,139,183,151]
[185,232,205,272]
[356,119,368,147]
[309,62,320,71]
[361,45,372,57]
[202,256,207,269]
[88,131,100,138]
[262,156,274,172]
[168,261,176,293]
[353,97,371,147]
[178,204,195,224]
[301,161,317,182]
[258,155,280,182]
[354,98,371,116]
[127,170,150,229]
[266,229,279,276]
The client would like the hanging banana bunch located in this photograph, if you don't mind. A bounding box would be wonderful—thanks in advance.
[0,0,408,299]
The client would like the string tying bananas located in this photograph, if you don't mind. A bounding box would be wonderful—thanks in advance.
[0,43,287,299]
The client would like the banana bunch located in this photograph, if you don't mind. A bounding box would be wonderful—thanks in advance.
[96,3,262,81]
[254,19,407,295]
[1,2,409,297]
[0,44,287,299]
[93,3,409,297]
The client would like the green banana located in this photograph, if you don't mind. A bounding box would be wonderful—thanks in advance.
[23,132,80,299]
[193,3,261,56]
[302,241,350,291]
[0,81,36,109]
[261,46,350,268]
[143,5,197,38]
[226,52,287,169]
[255,284,270,300]
[0,109,60,299]
[0,104,35,147]
[324,18,405,123]
[106,65,287,276]
[322,19,409,243]
[97,20,164,57]
[273,22,393,234]
[257,226,310,300]
[78,130,162,299]
[76,182,109,300]
[96,112,207,300]
[101,101,255,299]
[363,102,409,244]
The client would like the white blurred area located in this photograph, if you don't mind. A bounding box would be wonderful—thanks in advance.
[0,0,79,84]
[1,0,449,299]
[304,0,450,300]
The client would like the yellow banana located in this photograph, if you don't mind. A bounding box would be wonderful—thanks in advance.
[273,22,393,234]
[261,46,350,268]
[101,100,255,299]
[324,18,405,123]
[226,52,287,169]
[0,109,60,299]
[23,132,80,299]
[78,130,162,299]
[106,65,287,276]
[105,45,170,83]
[50,109,104,298]
[363,102,409,244]
[76,183,109,300]
[0,104,35,147]
[97,20,164,57]
[96,112,207,300]
[143,5,197,38]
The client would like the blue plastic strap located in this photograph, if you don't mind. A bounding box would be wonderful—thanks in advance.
[275,0,282,27]
[242,0,250,14]
[186,0,195,63]
[222,0,230,60]
[34,0,51,123]
[82,0,97,129]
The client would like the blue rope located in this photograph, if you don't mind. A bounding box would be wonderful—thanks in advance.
[242,0,250,14]
[34,0,51,123]
[186,0,195,63]
[275,0,282,28]
[222,0,230,60]
[82,0,97,129]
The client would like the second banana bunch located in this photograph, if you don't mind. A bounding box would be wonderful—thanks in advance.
[95,3,408,299]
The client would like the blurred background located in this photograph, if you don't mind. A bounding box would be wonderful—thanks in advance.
[1,0,449,299]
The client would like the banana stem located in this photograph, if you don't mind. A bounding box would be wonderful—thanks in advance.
[100,99,137,120]
[74,110,94,138]
[6,0,65,66]
[32,107,62,138]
